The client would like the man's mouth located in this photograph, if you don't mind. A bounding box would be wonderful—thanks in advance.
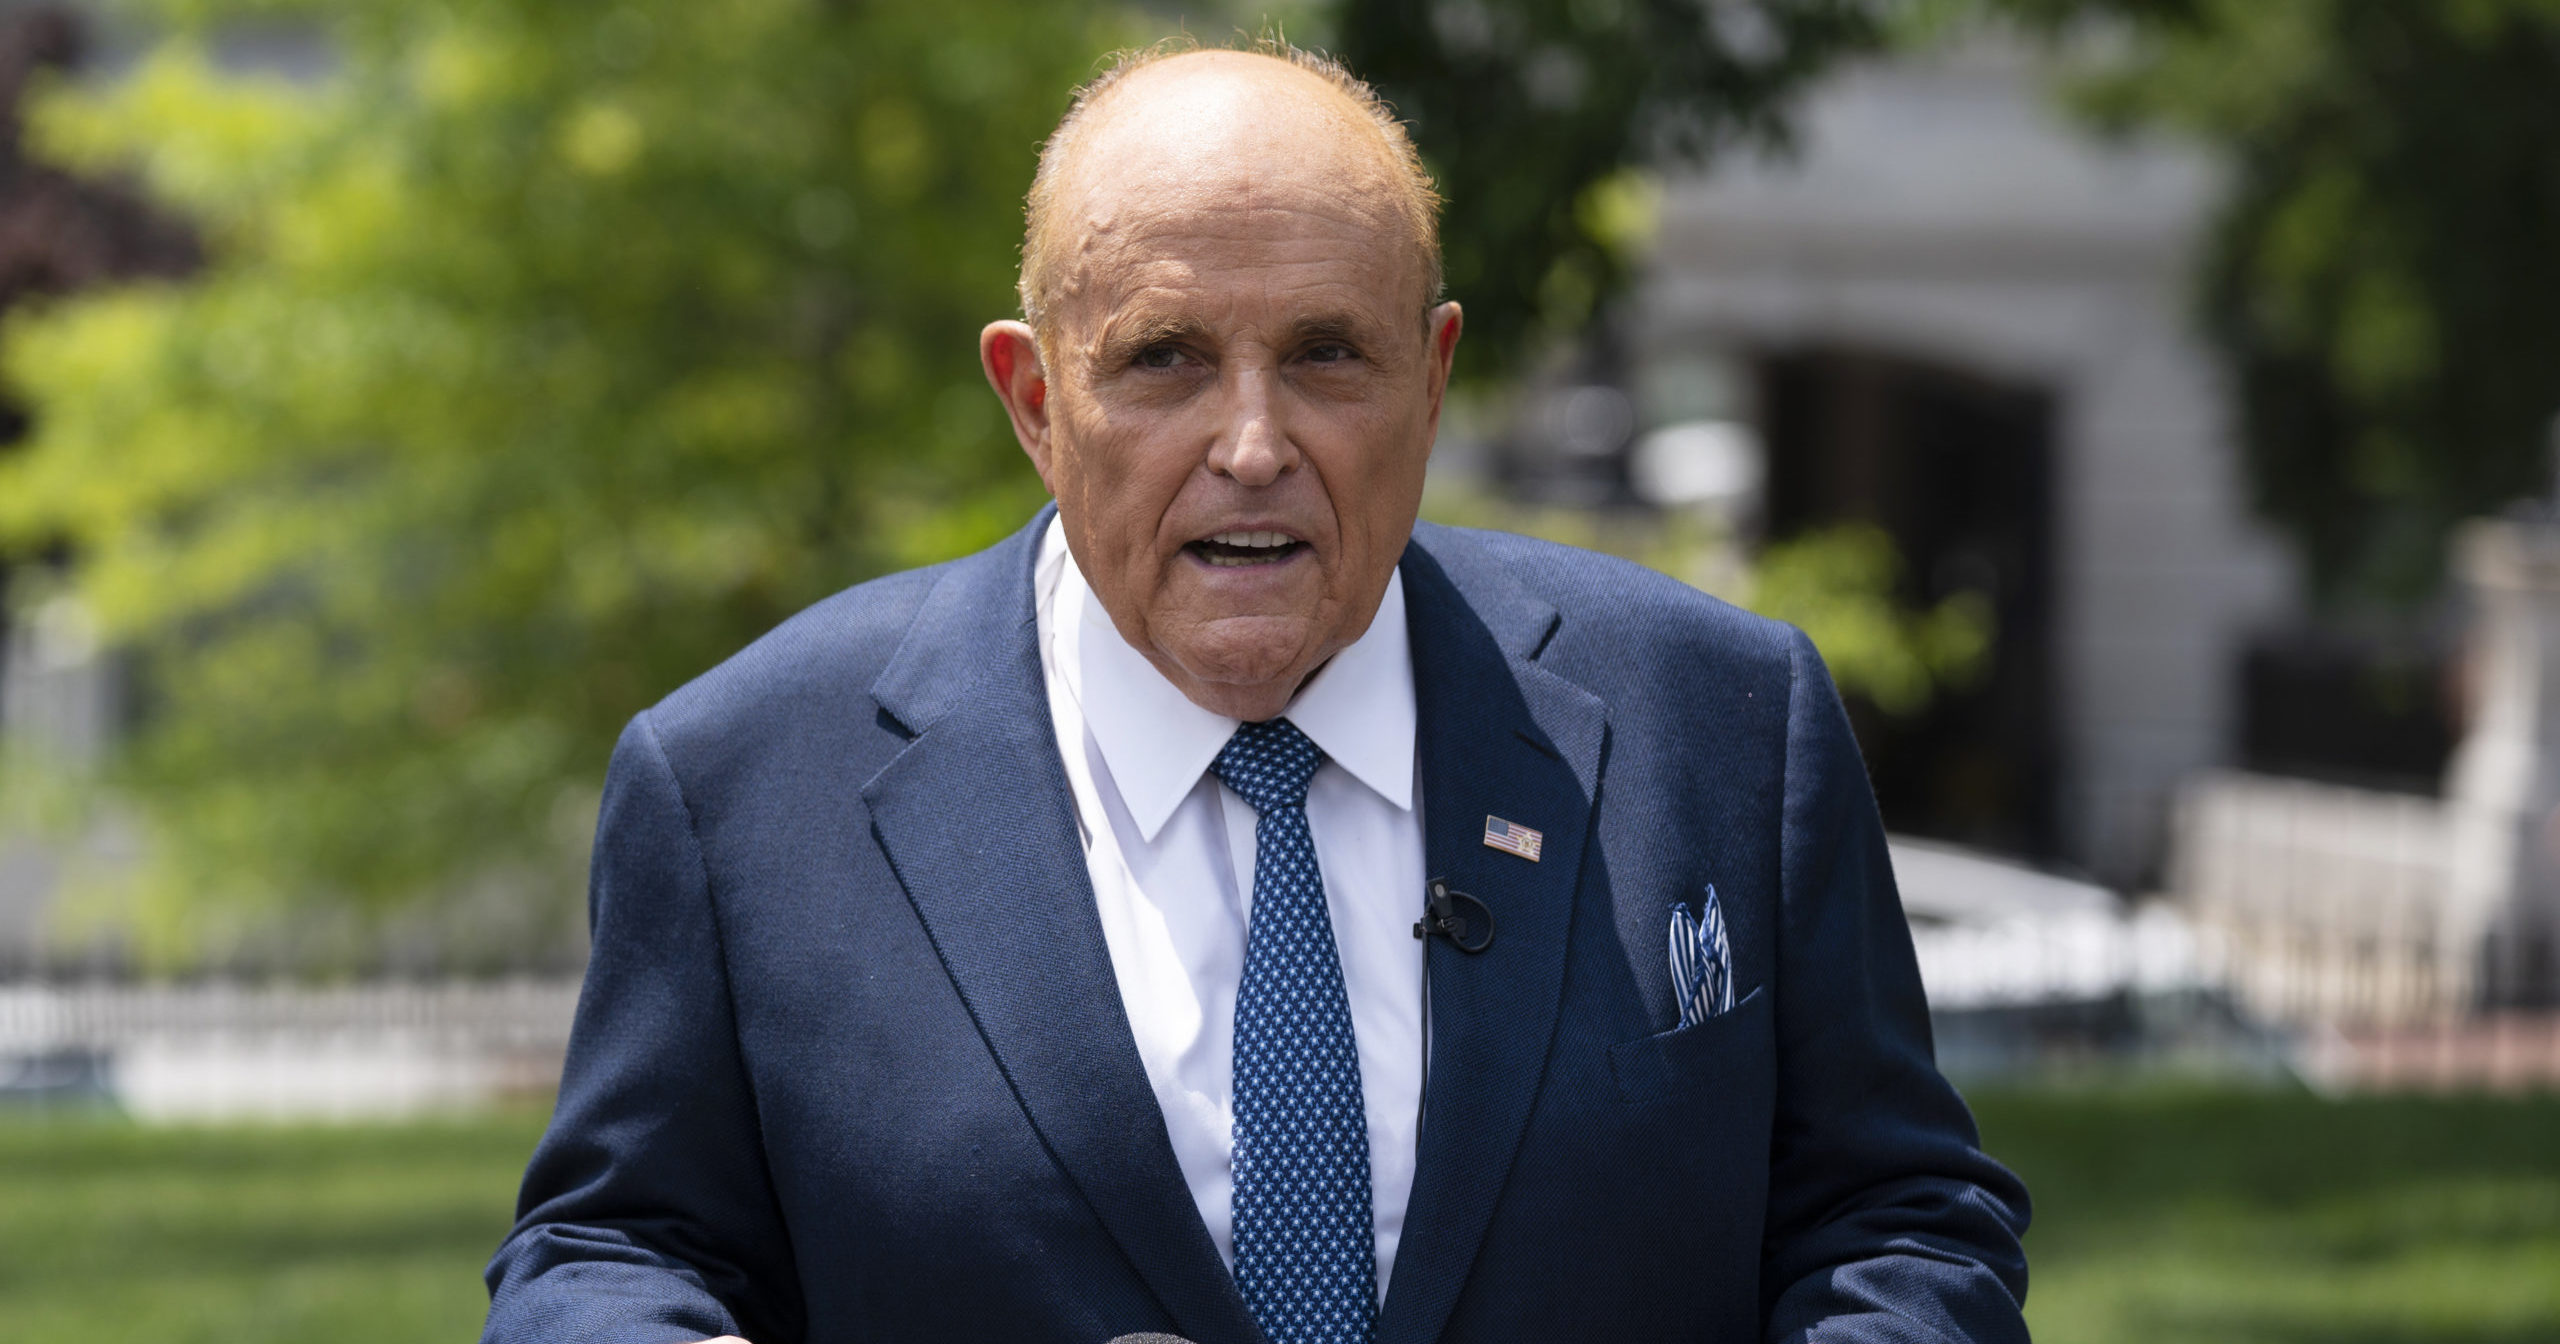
[1187,530,1307,568]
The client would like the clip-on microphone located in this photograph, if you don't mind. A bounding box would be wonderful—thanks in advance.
[1413,876,1494,953]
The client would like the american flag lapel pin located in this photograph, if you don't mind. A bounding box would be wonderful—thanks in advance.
[1482,814,1543,862]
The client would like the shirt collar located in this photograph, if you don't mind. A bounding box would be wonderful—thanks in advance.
[1050,519,1417,842]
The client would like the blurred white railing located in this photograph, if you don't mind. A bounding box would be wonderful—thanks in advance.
[0,978,578,1049]
[1891,835,2209,1010]
[2170,771,2457,1028]
[0,978,579,1121]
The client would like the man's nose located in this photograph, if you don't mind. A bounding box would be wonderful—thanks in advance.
[1204,366,1299,487]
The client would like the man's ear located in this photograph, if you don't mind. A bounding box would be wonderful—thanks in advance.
[1422,300,1464,429]
[980,319,1054,485]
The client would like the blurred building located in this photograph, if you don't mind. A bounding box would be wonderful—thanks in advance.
[1507,39,2299,893]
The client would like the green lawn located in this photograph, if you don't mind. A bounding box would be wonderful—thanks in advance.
[0,1109,547,1344]
[2,1088,2556,1342]
[1974,1087,2560,1344]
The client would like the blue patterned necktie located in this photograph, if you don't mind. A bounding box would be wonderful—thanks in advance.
[1212,716,1377,1344]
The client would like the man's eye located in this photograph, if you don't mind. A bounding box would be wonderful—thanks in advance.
[1135,345,1186,369]
[1304,342,1358,364]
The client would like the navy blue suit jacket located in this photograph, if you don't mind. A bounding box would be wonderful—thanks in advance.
[484,511,2030,1343]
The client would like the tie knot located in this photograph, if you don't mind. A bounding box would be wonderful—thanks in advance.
[1212,717,1326,814]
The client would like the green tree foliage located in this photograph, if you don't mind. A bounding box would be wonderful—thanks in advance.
[2032,0,2560,603]
[1329,0,1892,374]
[0,2,1962,954]
[1746,524,1990,715]
[1420,489,1991,711]
[0,1,1127,950]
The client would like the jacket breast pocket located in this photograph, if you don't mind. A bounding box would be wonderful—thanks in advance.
[1605,984,1770,1105]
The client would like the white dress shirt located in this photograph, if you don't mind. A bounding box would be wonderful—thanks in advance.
[1032,519,1427,1297]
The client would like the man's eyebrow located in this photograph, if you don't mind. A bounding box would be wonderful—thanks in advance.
[1090,313,1208,367]
[1288,314,1369,345]
[1291,311,1410,367]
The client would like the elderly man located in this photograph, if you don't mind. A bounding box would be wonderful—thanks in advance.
[484,41,2029,1344]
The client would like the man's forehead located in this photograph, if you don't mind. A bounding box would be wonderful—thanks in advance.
[1090,181,1401,260]
[1060,205,1418,340]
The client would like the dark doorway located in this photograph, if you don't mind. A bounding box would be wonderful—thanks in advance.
[1759,348,2063,861]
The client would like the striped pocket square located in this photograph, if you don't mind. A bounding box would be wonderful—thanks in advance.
[1667,886,1734,1030]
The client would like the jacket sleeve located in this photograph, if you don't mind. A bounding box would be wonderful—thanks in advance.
[1761,631,2032,1343]
[483,713,804,1344]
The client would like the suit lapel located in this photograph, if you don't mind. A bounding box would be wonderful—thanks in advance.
[1376,529,1609,1344]
[863,512,1263,1344]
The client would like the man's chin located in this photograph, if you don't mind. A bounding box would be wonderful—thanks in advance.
[1150,621,1334,719]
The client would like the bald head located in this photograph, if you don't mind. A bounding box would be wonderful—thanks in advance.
[1018,41,1443,341]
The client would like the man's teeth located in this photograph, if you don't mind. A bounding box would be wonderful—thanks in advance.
[1200,530,1296,567]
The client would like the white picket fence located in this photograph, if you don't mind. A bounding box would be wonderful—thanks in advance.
[0,978,579,1121]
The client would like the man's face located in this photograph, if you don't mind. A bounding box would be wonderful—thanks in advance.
[984,57,1462,722]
